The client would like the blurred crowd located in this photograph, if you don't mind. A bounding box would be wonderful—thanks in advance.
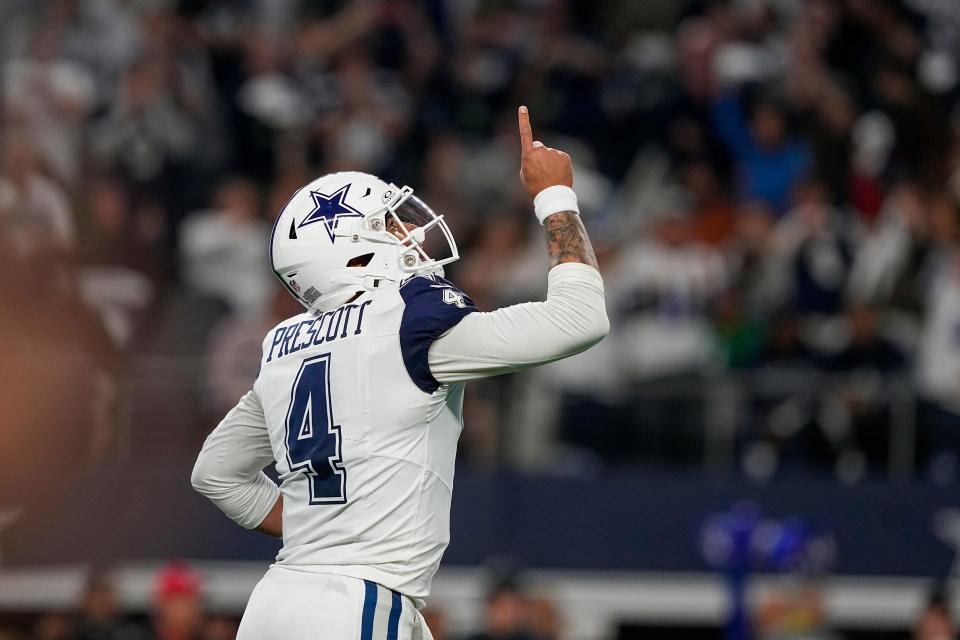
[5,564,240,640]
[0,562,564,640]
[1,561,955,640]
[4,0,960,482]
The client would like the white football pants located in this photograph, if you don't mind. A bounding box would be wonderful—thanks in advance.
[237,566,433,640]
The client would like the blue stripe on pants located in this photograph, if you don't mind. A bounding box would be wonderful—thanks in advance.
[386,590,402,640]
[361,580,378,640]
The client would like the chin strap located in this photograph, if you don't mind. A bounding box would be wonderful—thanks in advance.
[312,268,401,314]
[329,268,401,289]
[307,288,359,315]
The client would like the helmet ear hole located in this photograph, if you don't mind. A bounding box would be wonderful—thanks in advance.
[346,253,374,268]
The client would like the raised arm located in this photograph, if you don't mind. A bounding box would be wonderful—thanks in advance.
[426,106,608,383]
[518,105,599,269]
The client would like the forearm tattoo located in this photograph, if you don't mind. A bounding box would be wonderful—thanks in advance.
[545,212,599,269]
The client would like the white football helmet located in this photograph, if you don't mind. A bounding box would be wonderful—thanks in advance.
[270,171,459,313]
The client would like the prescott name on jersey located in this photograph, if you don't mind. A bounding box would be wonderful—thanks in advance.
[192,265,606,602]
[193,160,607,640]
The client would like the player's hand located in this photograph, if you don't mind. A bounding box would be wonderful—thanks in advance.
[518,105,573,198]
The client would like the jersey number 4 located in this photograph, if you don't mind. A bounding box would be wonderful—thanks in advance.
[284,354,347,504]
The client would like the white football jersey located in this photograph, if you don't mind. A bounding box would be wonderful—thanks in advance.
[254,273,477,600]
[194,259,608,608]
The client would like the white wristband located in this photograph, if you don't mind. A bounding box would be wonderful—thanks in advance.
[533,185,579,224]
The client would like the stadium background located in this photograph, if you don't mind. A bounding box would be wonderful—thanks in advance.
[1,0,960,638]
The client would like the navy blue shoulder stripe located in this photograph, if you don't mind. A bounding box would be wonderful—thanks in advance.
[398,275,478,394]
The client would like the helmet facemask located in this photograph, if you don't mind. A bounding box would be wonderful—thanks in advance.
[272,173,459,315]
[382,187,459,275]
[315,185,458,306]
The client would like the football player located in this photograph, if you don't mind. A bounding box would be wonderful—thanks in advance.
[191,106,608,639]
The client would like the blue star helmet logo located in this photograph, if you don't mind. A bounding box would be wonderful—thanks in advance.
[298,184,364,242]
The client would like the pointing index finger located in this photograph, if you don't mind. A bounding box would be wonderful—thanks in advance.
[518,105,533,155]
